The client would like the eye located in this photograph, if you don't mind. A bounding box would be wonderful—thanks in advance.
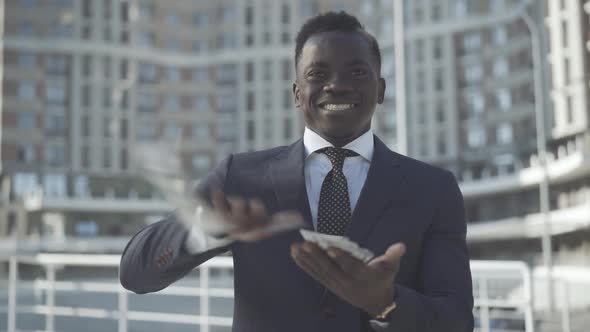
[306,70,326,79]
[351,68,368,77]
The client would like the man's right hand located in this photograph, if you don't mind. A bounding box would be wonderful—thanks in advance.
[209,189,305,242]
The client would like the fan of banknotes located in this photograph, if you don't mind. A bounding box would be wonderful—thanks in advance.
[131,142,230,234]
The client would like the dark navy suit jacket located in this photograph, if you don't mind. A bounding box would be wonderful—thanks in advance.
[120,136,474,332]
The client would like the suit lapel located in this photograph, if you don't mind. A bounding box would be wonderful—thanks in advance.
[345,136,404,245]
[268,140,314,230]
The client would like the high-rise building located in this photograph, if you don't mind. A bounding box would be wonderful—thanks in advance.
[1,0,589,264]
[0,0,374,244]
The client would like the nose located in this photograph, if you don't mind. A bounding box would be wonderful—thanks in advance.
[322,75,354,93]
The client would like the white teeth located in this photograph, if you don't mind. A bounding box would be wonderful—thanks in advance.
[322,103,355,111]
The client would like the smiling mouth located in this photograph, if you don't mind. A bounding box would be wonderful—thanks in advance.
[318,103,358,111]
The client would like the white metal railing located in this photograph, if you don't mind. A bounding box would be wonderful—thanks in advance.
[0,254,234,332]
[1,254,586,332]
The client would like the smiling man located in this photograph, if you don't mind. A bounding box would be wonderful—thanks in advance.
[120,11,474,332]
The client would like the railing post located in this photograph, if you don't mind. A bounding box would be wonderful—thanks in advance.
[522,264,535,332]
[45,264,56,332]
[200,266,210,332]
[560,280,571,332]
[479,275,490,332]
[8,256,18,332]
[118,285,128,332]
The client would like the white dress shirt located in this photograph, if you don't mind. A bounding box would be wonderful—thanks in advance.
[303,127,372,229]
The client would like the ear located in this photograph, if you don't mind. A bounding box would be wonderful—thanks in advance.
[293,82,301,108]
[377,77,386,104]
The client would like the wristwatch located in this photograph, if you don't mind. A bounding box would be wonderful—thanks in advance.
[374,301,397,321]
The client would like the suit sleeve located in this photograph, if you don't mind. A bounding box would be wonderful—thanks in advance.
[119,155,234,294]
[380,171,474,332]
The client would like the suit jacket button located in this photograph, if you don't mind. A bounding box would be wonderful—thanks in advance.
[322,306,335,319]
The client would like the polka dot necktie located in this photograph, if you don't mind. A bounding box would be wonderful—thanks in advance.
[317,147,359,236]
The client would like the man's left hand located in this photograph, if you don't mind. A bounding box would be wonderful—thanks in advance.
[290,241,406,317]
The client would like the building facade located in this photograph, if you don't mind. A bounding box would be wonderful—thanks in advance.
[1,0,590,264]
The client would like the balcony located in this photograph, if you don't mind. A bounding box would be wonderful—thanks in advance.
[460,136,590,198]
[467,200,590,242]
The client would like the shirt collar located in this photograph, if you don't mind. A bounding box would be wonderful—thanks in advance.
[303,127,374,162]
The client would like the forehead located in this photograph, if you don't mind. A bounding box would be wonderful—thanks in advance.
[298,31,375,69]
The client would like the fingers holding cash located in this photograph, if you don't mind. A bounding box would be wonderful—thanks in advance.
[209,189,305,242]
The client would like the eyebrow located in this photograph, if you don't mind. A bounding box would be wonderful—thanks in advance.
[307,59,370,68]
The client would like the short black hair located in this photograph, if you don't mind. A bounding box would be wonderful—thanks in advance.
[294,11,381,72]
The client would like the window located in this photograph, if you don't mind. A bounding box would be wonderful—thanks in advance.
[193,96,209,111]
[192,154,211,172]
[463,32,481,52]
[493,26,507,45]
[43,174,66,198]
[465,91,485,115]
[138,92,157,112]
[435,68,444,91]
[139,63,157,82]
[192,68,208,82]
[217,94,237,113]
[467,125,486,147]
[45,114,66,135]
[453,0,467,18]
[221,6,236,23]
[246,62,254,82]
[496,123,513,144]
[138,32,154,47]
[164,122,181,140]
[281,4,290,24]
[166,38,180,52]
[247,92,255,112]
[54,22,73,38]
[165,95,180,112]
[192,40,204,52]
[433,37,443,59]
[490,0,505,12]
[46,83,66,105]
[46,55,67,74]
[17,144,36,162]
[81,115,90,137]
[562,21,568,48]
[167,67,180,82]
[496,88,511,111]
[12,173,38,198]
[45,145,65,166]
[564,57,570,84]
[139,3,154,19]
[192,123,209,139]
[18,81,36,99]
[218,122,237,141]
[137,122,157,141]
[414,39,424,62]
[103,116,112,138]
[217,64,237,83]
[18,112,37,129]
[82,55,93,77]
[219,33,237,50]
[493,58,509,77]
[284,118,293,139]
[464,63,483,83]
[19,22,34,37]
[18,53,36,67]
[166,10,180,25]
[102,57,111,78]
[283,89,292,109]
[193,11,208,27]
[103,146,111,168]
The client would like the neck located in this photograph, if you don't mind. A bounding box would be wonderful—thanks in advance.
[313,129,370,147]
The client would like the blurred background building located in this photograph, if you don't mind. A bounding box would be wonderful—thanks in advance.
[0,0,589,267]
